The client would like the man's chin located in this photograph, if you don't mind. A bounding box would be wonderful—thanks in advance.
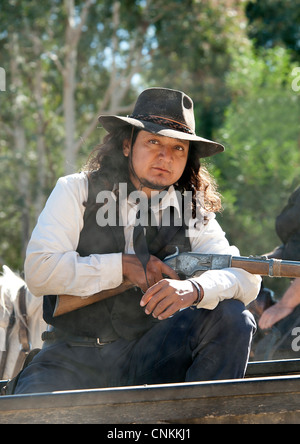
[139,178,170,191]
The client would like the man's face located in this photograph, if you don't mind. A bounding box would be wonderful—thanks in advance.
[123,130,189,196]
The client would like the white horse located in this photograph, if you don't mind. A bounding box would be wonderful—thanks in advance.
[0,265,46,380]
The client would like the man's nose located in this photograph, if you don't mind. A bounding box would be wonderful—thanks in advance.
[158,145,173,161]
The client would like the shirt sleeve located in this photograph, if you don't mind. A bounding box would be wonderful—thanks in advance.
[24,173,123,297]
[189,214,261,310]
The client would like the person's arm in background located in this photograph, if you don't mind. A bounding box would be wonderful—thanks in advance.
[259,277,300,330]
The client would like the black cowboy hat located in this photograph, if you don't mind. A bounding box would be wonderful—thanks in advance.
[98,87,224,158]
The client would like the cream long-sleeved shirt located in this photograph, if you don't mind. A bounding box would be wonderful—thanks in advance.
[24,172,261,310]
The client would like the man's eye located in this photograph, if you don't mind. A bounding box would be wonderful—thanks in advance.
[175,145,184,151]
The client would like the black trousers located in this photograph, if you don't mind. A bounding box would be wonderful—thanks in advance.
[14,300,256,394]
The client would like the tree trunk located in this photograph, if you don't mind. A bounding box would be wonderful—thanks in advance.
[9,33,31,262]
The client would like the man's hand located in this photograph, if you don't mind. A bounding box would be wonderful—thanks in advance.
[258,278,300,330]
[258,302,294,330]
[122,253,179,293]
[140,279,199,320]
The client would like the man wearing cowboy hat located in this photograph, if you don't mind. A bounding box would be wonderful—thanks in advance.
[15,88,260,394]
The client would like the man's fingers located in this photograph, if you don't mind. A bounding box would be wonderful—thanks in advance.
[140,279,164,307]
[151,297,179,319]
[160,262,179,280]
[142,285,176,318]
[140,278,196,321]
[145,258,179,282]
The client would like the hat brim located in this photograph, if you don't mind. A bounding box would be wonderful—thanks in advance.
[98,115,224,158]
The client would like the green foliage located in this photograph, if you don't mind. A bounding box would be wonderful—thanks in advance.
[143,0,236,139]
[245,0,300,62]
[213,45,300,260]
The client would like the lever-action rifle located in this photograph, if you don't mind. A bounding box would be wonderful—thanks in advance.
[53,252,300,317]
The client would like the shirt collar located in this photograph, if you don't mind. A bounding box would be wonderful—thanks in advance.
[126,185,181,214]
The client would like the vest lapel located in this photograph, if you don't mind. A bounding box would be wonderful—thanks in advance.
[150,207,183,256]
[109,202,125,252]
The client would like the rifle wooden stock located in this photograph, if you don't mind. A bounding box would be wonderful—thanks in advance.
[54,281,133,317]
[230,256,300,278]
[53,254,300,317]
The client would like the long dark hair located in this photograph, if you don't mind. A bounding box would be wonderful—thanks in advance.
[83,126,222,214]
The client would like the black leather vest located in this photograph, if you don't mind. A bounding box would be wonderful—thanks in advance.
[43,173,191,341]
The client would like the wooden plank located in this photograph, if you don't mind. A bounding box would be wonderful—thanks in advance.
[1,357,299,393]
[246,358,300,377]
[0,374,300,424]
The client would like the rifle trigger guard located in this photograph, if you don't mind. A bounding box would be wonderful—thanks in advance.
[164,246,180,262]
